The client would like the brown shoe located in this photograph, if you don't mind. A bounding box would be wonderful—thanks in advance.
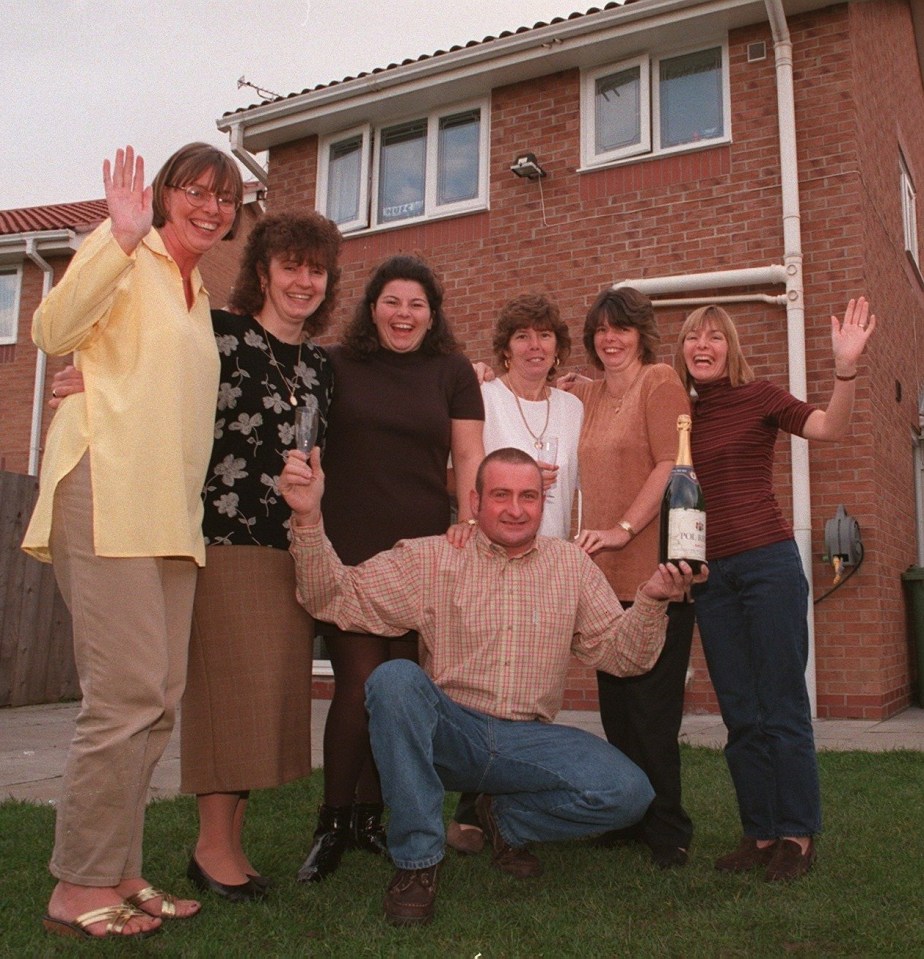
[446,820,485,855]
[383,864,439,926]
[475,795,543,879]
[714,837,778,873]
[765,838,816,881]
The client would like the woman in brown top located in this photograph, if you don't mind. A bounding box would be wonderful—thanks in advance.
[567,287,694,868]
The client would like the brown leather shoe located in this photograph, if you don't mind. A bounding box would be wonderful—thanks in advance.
[714,837,778,873]
[475,795,543,878]
[765,838,816,881]
[383,864,439,926]
[446,820,485,855]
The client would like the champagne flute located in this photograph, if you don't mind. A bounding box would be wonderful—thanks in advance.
[294,405,319,459]
[536,436,559,500]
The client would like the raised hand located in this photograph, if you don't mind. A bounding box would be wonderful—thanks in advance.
[280,446,325,527]
[831,296,876,376]
[103,146,153,255]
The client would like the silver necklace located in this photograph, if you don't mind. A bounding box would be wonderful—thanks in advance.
[505,376,550,451]
[261,326,303,406]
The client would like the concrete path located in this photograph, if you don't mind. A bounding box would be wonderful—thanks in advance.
[1,700,922,805]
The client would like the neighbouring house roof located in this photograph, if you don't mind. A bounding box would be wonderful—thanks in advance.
[0,200,108,238]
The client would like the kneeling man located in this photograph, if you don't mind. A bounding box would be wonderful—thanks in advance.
[281,447,706,926]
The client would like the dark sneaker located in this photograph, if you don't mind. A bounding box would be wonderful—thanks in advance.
[714,836,778,873]
[765,838,816,881]
[475,795,543,879]
[383,865,440,926]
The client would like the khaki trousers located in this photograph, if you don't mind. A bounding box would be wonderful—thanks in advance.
[48,453,197,886]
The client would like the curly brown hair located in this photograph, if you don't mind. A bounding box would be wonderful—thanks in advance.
[227,212,342,338]
[151,142,244,240]
[340,254,459,358]
[491,293,570,381]
[582,287,660,369]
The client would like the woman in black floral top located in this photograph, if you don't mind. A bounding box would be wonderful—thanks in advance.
[181,212,341,900]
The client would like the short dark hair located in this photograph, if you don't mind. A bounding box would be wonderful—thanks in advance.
[151,142,244,239]
[475,447,541,497]
[226,212,342,337]
[340,255,459,358]
[582,287,660,369]
[491,293,571,380]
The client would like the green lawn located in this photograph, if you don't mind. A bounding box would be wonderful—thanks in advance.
[1,747,922,957]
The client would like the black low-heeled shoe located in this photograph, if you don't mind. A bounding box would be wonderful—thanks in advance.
[186,857,266,902]
[247,873,273,890]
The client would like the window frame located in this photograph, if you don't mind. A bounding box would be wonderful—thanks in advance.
[317,97,489,233]
[581,41,730,170]
[0,265,23,346]
[317,124,372,234]
[901,150,919,270]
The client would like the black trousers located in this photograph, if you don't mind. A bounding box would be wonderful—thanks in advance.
[596,600,695,849]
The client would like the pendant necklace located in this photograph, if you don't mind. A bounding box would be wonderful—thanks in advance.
[261,325,303,406]
[505,376,550,451]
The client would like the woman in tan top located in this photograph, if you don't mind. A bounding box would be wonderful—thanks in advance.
[566,287,694,869]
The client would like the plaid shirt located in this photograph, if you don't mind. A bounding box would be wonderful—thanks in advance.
[291,524,668,723]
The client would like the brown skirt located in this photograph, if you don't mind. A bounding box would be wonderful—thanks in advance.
[180,545,314,793]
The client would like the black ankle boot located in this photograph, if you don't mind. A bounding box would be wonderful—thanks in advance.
[295,805,352,883]
[351,802,388,856]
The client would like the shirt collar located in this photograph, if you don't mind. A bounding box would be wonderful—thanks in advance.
[473,526,541,562]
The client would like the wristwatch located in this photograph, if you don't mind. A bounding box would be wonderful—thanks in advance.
[617,519,636,538]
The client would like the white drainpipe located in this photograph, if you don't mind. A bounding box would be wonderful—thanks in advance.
[25,240,55,476]
[613,1,817,713]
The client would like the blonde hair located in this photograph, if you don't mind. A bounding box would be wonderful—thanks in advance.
[673,304,755,391]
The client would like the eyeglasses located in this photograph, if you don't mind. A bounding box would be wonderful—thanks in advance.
[169,184,240,213]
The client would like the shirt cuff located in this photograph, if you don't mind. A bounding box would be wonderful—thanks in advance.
[631,587,668,616]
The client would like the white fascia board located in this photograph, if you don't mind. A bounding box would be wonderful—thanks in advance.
[218,0,832,153]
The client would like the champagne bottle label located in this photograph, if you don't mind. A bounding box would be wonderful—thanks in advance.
[667,508,707,562]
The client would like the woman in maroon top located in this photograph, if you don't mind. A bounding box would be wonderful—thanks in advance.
[674,298,875,881]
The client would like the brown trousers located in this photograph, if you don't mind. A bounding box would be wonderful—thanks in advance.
[48,454,197,886]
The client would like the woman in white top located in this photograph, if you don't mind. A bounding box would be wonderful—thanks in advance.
[480,293,583,538]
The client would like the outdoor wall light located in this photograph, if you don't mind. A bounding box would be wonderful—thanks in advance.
[510,152,547,180]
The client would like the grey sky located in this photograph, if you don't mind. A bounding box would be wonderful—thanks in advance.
[2,0,585,210]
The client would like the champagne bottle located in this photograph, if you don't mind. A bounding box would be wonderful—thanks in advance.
[659,414,706,573]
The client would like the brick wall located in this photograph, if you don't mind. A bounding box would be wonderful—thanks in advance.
[259,5,924,719]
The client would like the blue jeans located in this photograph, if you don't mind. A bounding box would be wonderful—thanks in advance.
[365,660,655,870]
[693,539,821,838]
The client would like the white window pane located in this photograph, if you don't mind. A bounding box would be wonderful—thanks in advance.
[659,48,723,148]
[0,273,18,342]
[595,67,641,154]
[437,109,480,205]
[327,136,362,226]
[378,120,426,223]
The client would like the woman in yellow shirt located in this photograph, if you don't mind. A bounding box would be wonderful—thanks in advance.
[23,143,243,941]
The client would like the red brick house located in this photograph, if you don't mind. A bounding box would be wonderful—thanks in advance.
[218,0,924,719]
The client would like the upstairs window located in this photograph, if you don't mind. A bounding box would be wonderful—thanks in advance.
[318,100,488,233]
[582,44,729,168]
[0,268,22,346]
[901,150,919,270]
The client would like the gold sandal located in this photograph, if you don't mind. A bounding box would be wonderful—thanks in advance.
[42,903,160,939]
[125,885,197,919]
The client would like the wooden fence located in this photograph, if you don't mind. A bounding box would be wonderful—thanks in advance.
[0,471,78,706]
